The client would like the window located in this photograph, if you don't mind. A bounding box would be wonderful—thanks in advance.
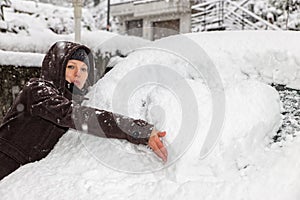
[125,19,143,37]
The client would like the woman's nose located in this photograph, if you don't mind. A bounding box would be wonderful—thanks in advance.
[74,69,81,77]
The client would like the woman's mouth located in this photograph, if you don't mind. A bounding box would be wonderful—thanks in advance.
[74,80,81,87]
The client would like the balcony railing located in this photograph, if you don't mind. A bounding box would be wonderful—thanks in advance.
[191,0,282,31]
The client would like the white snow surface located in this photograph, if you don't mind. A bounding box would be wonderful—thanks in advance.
[0,31,300,200]
[0,50,44,67]
[0,30,149,69]
[0,0,148,58]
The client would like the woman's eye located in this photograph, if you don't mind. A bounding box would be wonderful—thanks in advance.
[67,65,75,69]
[81,68,87,72]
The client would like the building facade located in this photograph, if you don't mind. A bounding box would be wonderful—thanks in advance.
[111,0,191,40]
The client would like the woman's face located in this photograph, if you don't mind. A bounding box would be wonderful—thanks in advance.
[65,60,88,89]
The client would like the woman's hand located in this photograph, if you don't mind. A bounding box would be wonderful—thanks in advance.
[148,129,168,162]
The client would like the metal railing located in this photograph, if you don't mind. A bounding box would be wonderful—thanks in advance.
[191,0,282,31]
[224,0,281,30]
[191,0,224,31]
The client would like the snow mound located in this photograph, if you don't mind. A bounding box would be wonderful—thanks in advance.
[188,31,300,89]
[0,31,300,200]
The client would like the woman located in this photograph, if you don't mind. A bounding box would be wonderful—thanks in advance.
[0,41,167,180]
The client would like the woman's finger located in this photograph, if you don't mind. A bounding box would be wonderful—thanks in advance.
[149,138,167,162]
[157,131,166,137]
[154,136,168,157]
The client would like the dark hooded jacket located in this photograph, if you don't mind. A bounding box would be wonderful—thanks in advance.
[0,41,153,178]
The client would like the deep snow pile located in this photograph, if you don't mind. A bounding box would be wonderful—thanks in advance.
[0,31,300,200]
[187,31,300,89]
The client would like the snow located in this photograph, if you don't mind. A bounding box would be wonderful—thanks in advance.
[8,0,96,34]
[0,30,149,69]
[187,31,300,89]
[0,50,44,67]
[0,0,148,63]
[0,31,300,199]
[111,0,133,5]
[252,0,300,30]
[0,0,300,199]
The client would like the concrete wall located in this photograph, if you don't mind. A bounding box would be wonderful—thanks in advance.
[111,0,191,40]
[110,1,134,16]
[134,0,190,17]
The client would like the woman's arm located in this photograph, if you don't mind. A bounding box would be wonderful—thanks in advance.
[28,80,168,161]
[28,80,153,145]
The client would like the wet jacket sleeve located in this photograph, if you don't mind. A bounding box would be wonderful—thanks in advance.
[28,82,153,145]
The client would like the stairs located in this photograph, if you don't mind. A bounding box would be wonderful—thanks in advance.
[191,0,282,31]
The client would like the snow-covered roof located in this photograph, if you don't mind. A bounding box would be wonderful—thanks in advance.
[0,50,44,67]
